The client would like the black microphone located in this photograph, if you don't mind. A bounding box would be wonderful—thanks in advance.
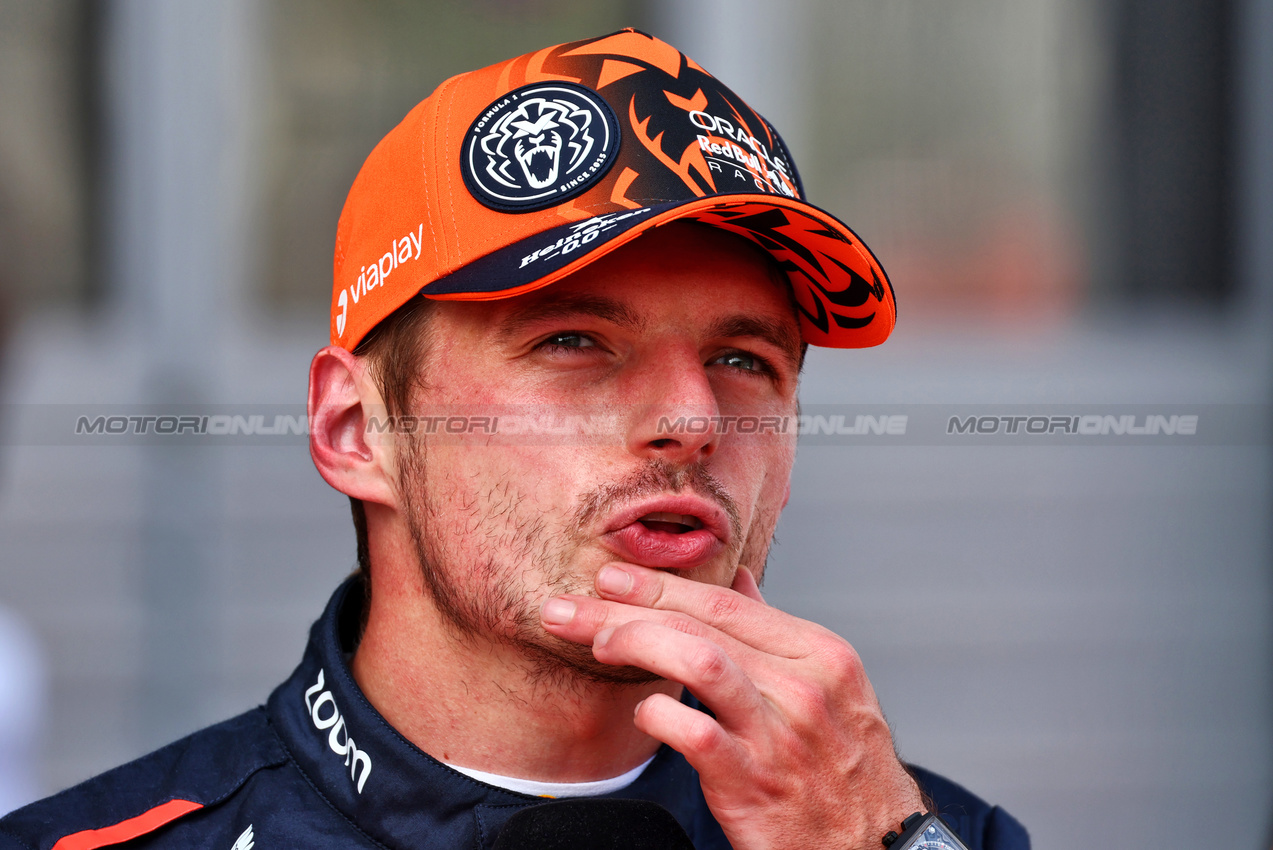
[491,798,696,849]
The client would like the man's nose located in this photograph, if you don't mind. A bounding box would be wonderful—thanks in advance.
[624,349,721,466]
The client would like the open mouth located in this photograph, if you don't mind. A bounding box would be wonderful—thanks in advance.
[637,512,705,535]
[600,491,733,570]
[516,139,561,188]
[602,499,727,569]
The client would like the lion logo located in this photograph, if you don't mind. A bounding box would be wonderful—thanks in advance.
[462,83,619,211]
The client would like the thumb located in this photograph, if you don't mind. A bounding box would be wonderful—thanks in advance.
[730,566,766,603]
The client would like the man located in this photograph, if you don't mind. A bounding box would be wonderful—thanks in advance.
[0,30,1028,850]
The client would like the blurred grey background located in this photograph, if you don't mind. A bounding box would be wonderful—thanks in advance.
[0,1,1269,847]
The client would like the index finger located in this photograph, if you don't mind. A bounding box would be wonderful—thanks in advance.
[595,562,818,659]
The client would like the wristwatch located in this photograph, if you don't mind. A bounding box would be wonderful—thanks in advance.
[881,812,969,850]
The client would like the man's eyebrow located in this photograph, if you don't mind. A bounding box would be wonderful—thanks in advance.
[707,315,803,369]
[497,294,646,342]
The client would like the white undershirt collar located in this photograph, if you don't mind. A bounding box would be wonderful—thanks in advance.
[447,754,656,798]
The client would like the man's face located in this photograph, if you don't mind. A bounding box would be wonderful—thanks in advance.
[394,223,802,683]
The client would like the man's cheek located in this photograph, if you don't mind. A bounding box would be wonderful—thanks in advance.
[734,500,784,580]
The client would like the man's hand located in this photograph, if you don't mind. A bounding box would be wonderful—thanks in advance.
[540,563,925,850]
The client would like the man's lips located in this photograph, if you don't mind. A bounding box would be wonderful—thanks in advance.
[601,496,730,569]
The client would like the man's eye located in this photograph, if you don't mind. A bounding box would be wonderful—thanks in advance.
[541,333,596,350]
[713,351,767,373]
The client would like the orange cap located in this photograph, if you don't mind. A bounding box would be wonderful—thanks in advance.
[331,28,895,351]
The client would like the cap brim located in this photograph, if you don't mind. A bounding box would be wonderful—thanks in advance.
[421,195,896,349]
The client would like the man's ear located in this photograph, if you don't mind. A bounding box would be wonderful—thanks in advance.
[308,345,398,507]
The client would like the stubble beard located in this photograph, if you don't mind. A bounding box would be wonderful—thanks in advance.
[397,440,761,689]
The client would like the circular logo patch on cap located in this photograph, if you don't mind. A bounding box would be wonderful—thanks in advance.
[461,82,620,212]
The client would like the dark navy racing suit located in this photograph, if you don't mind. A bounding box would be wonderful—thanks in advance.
[0,578,1030,849]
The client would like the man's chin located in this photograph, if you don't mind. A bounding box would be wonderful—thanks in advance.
[519,637,664,687]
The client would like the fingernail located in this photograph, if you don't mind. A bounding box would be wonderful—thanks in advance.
[541,598,577,625]
[597,566,632,596]
[633,698,645,719]
[594,627,614,648]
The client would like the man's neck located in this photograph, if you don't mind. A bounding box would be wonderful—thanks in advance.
[349,563,676,783]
